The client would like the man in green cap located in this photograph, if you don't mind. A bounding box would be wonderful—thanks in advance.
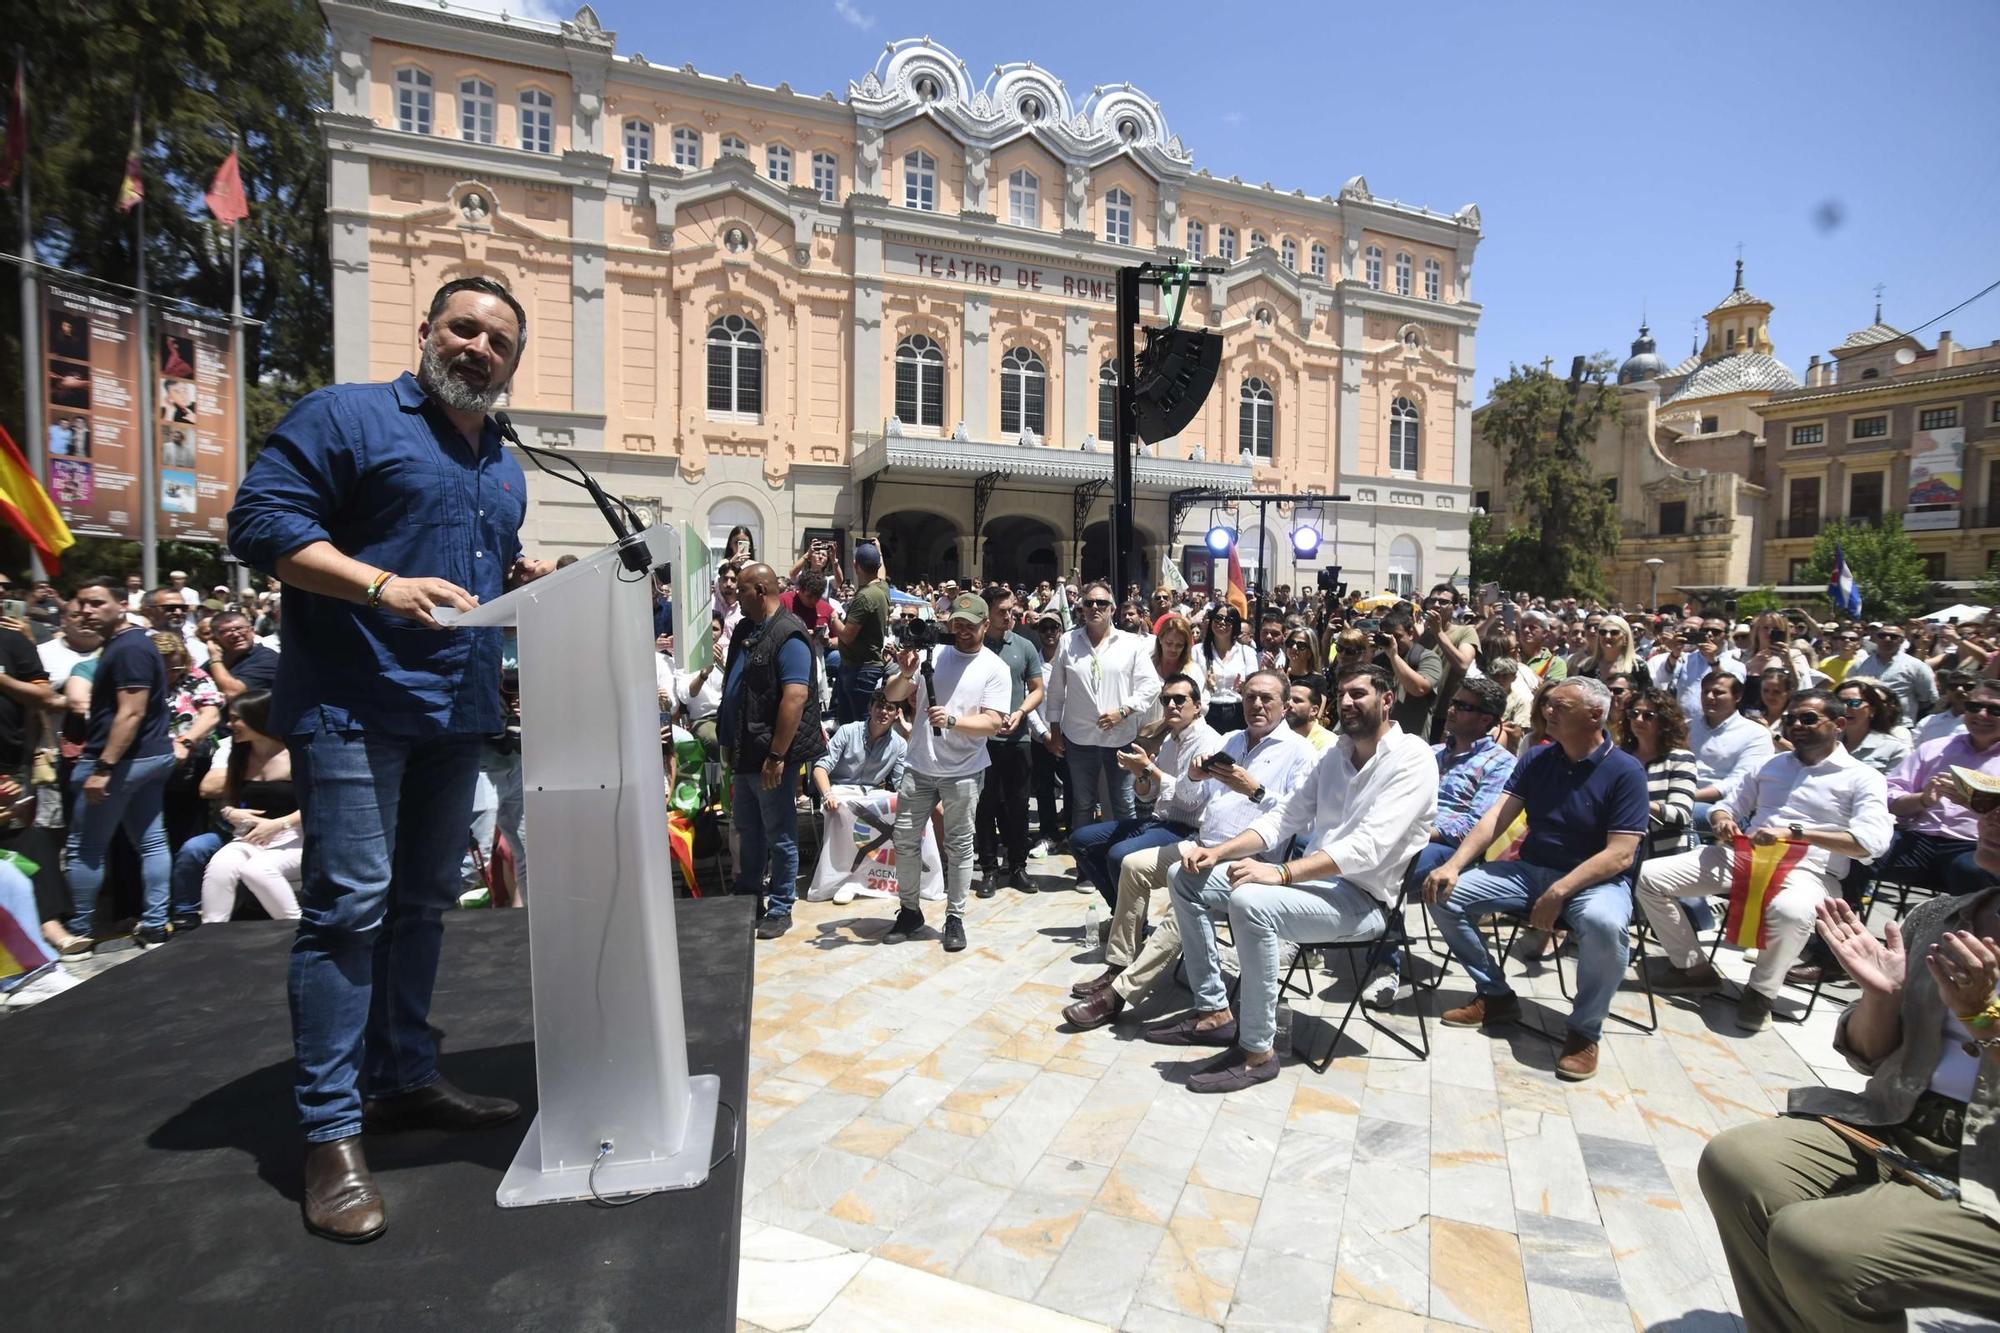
[881,592,1011,952]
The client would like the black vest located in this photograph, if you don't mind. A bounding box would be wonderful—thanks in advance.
[725,607,827,767]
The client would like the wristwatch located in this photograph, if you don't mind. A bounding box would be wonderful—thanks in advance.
[1788,822,1805,840]
[945,715,957,730]
[1250,784,1268,804]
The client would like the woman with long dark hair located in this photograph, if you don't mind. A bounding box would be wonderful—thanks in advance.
[723,524,756,561]
[1836,677,1912,775]
[1191,606,1257,732]
[1614,686,1698,860]
[196,690,302,922]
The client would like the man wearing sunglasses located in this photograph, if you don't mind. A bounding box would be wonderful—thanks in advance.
[1914,669,1978,748]
[1855,624,1938,723]
[1041,580,1162,828]
[1817,626,1866,685]
[1635,688,1894,1031]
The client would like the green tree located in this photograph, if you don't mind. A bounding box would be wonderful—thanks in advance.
[1804,518,1934,622]
[1473,358,1624,599]
[1735,586,1787,618]
[0,0,332,574]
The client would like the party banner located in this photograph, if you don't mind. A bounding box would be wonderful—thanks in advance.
[807,787,943,902]
[154,308,237,542]
[1905,426,1965,531]
[674,521,717,670]
[41,281,141,538]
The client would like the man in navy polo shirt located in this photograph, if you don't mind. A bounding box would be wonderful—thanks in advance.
[1422,675,1648,1082]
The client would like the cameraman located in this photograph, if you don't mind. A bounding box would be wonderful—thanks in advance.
[881,594,1012,952]
[1373,608,1442,739]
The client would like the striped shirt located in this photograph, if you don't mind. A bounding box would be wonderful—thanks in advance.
[1638,747,1699,860]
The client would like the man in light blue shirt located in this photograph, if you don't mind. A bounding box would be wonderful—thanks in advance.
[1688,671,1774,829]
[812,690,909,801]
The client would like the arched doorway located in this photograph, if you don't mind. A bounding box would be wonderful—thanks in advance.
[981,515,1060,587]
[1080,520,1111,586]
[876,510,961,583]
[1078,521,1163,594]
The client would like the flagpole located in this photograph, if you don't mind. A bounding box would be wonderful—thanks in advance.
[134,97,158,590]
[229,131,247,598]
[12,47,42,580]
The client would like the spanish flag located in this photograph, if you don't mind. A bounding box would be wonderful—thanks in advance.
[1484,809,1528,862]
[1725,832,1809,950]
[668,810,700,896]
[0,423,74,572]
[1224,542,1249,620]
[116,106,143,212]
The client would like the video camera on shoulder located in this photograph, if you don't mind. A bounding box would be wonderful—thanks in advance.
[899,617,943,650]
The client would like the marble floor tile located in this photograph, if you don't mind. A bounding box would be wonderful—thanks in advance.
[955,1187,1094,1301]
[736,1222,870,1331]
[1335,1155,1430,1314]
[1138,1184,1261,1325]
[1503,1112,1598,1225]
[1188,1105,1285,1199]
[1224,1248,1336,1331]
[1427,1218,1530,1333]
[874,1177,1013,1277]
[882,1123,979,1186]
[961,1068,1101,1190]
[812,1255,1110,1332]
[1513,1211,1629,1333]
[1248,1180,1344,1267]
[1035,1210,1167,1327]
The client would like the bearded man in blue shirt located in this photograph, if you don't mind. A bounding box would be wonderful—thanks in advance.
[230,277,544,1243]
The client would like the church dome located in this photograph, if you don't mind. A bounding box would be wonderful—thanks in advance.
[1617,322,1669,384]
[1660,351,1801,404]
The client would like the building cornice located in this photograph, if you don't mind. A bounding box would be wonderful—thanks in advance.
[1759,361,2000,415]
[853,433,1254,492]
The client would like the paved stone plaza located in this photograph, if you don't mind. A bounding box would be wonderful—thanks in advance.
[731,848,1885,1333]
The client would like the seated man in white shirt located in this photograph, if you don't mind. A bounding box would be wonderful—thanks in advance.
[1151,664,1437,1093]
[1059,669,1314,1030]
[1635,686,1894,1031]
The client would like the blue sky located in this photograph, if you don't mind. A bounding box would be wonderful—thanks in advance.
[519,0,2000,393]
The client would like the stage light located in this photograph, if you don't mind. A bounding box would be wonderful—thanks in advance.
[1290,522,1321,558]
[1206,524,1237,555]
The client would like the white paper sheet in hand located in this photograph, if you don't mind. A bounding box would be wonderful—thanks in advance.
[808,787,944,901]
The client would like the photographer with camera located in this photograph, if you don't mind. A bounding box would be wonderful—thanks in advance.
[880,594,1011,952]
[1372,608,1443,740]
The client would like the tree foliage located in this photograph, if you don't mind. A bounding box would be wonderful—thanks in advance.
[1473,358,1624,600]
[1803,518,1934,622]
[0,0,332,571]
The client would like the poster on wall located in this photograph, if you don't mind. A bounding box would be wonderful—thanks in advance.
[1905,426,1964,531]
[154,309,238,543]
[41,282,141,539]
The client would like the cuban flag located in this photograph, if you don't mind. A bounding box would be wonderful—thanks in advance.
[1828,543,1863,618]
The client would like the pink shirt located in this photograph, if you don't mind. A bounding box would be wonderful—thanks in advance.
[1886,732,2000,842]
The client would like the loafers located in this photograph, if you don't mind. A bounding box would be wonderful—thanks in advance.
[1187,1050,1281,1094]
[1069,966,1124,998]
[302,1137,386,1243]
[363,1077,521,1134]
[1061,987,1125,1030]
[1142,1013,1238,1047]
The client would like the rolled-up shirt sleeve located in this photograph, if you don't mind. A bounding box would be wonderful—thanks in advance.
[1847,768,1895,863]
[1435,750,1515,843]
[226,389,357,571]
[1320,744,1437,881]
[1247,763,1321,854]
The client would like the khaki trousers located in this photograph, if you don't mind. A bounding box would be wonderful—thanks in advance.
[1109,842,1188,1002]
[1698,1107,2000,1332]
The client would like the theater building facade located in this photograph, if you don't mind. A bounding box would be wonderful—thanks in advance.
[320,0,1484,594]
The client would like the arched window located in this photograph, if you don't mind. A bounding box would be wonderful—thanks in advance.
[1364,245,1383,289]
[672,126,702,169]
[459,79,495,144]
[1000,347,1046,438]
[394,67,433,135]
[1217,226,1238,262]
[894,334,945,430]
[1240,378,1275,460]
[706,500,762,564]
[811,151,839,202]
[1394,251,1413,296]
[1280,238,1297,271]
[766,144,792,184]
[1185,219,1205,260]
[1104,188,1133,246]
[1097,360,1118,441]
[1309,242,1327,279]
[518,88,554,154]
[1007,168,1038,228]
[1387,536,1420,599]
[1250,230,1269,253]
[720,134,746,156]
[621,118,651,172]
[1423,257,1442,302]
[1389,396,1420,473]
[904,149,937,211]
[706,315,763,418]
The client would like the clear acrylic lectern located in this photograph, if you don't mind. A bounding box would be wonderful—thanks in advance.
[438,523,721,1207]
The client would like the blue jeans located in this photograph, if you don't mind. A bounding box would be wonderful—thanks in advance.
[65,752,176,934]
[289,731,484,1144]
[1070,816,1192,907]
[1385,841,1462,977]
[171,831,227,919]
[1427,860,1635,1042]
[1065,744,1136,825]
[732,772,799,919]
[841,662,884,728]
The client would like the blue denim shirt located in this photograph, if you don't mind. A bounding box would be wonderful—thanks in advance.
[1432,736,1516,845]
[226,372,527,738]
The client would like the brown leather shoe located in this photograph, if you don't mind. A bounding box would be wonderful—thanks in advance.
[302,1138,386,1243]
[1439,992,1521,1029]
[1554,1033,1599,1082]
[1069,965,1124,998]
[363,1077,521,1134]
[1061,987,1125,1030]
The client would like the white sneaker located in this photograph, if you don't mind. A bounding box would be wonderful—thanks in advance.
[831,882,858,905]
[1361,965,1412,1010]
[5,964,81,1008]
[1029,840,1053,860]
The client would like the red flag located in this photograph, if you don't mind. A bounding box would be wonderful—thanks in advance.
[204,149,247,224]
[116,108,142,212]
[1224,542,1249,620]
[0,422,75,573]
[0,59,23,193]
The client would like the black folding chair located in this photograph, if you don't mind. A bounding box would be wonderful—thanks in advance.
[1277,883,1431,1071]
[1470,903,1659,1036]
[1702,893,1834,1023]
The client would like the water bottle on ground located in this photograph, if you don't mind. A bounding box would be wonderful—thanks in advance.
[1274,999,1293,1058]
[1083,902,1102,954]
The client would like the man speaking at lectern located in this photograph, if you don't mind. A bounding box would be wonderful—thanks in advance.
[229,277,537,1243]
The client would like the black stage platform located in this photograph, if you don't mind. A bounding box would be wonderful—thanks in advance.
[0,898,754,1331]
